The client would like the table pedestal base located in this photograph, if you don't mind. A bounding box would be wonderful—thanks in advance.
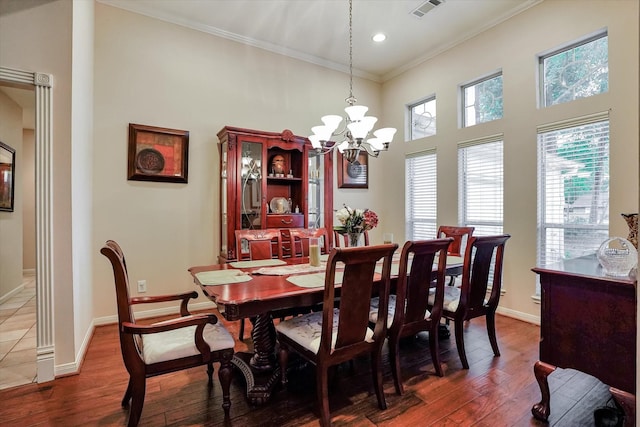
[231,352,281,405]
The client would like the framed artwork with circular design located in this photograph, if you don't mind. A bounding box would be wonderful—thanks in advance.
[337,151,368,189]
[128,123,189,183]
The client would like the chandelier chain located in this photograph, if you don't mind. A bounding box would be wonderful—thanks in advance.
[347,0,355,105]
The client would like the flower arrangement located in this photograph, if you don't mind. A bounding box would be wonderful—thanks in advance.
[334,204,379,235]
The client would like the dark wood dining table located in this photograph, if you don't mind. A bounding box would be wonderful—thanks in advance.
[189,253,463,404]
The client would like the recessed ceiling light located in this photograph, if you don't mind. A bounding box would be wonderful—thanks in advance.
[372,33,386,42]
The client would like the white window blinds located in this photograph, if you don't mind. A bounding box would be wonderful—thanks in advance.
[406,150,437,240]
[537,113,609,267]
[458,137,504,235]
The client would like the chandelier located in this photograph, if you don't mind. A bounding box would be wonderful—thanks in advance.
[308,0,396,164]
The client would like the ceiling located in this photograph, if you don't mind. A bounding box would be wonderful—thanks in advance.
[98,0,541,82]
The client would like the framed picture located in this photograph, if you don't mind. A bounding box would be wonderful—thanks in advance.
[338,151,368,189]
[128,123,189,183]
[0,141,16,212]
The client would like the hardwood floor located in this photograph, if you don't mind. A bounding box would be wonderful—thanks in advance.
[0,313,615,426]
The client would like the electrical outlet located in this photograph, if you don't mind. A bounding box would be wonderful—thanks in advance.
[137,280,147,293]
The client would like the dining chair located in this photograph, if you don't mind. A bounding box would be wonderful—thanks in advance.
[437,225,474,286]
[428,234,510,369]
[234,228,283,340]
[369,238,453,395]
[289,227,330,257]
[101,240,235,427]
[333,229,370,247]
[276,244,398,427]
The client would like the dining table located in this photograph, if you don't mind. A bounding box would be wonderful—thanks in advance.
[188,252,463,404]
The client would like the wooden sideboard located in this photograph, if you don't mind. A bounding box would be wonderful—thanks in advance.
[531,255,637,425]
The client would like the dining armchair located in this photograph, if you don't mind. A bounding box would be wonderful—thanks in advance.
[289,227,330,257]
[100,240,235,427]
[333,229,370,247]
[369,238,453,395]
[276,244,398,426]
[235,228,283,261]
[437,225,474,286]
[428,234,510,369]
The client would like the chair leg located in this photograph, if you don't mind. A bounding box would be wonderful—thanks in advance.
[454,320,469,369]
[207,362,214,387]
[486,312,501,357]
[127,375,146,427]
[121,377,133,407]
[372,350,387,410]
[316,364,331,427]
[388,333,404,395]
[429,323,444,377]
[218,355,233,416]
[239,319,245,341]
[278,343,289,386]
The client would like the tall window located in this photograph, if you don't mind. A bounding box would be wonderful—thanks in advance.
[540,32,608,107]
[462,72,503,127]
[406,150,437,240]
[408,96,436,140]
[458,137,504,235]
[537,113,609,267]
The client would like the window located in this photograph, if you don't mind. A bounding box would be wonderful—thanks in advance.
[462,73,503,127]
[537,113,609,267]
[540,32,608,107]
[408,97,436,140]
[406,150,437,240]
[458,137,503,235]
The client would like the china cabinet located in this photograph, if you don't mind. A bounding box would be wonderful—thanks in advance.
[217,126,333,262]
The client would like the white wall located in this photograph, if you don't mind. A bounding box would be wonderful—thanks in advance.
[22,129,36,271]
[0,91,23,299]
[381,0,639,320]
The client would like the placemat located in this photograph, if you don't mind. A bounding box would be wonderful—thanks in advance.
[229,259,287,268]
[195,270,252,285]
[286,272,344,288]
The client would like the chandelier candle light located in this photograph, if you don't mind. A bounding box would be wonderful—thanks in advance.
[308,0,397,164]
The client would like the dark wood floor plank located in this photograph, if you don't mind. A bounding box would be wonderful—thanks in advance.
[0,314,621,426]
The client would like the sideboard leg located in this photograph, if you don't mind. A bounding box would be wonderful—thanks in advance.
[531,360,556,421]
[610,387,636,427]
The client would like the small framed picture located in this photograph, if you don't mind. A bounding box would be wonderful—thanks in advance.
[127,123,189,183]
[0,141,16,212]
[338,151,368,189]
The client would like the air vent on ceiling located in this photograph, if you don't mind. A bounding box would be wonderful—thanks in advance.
[411,0,445,18]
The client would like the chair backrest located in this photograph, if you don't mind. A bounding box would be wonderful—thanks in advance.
[333,230,370,248]
[457,234,510,318]
[289,227,330,257]
[100,241,142,367]
[437,226,475,257]
[235,229,283,260]
[320,244,398,358]
[392,238,453,330]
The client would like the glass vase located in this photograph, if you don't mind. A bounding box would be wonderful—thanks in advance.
[348,232,362,247]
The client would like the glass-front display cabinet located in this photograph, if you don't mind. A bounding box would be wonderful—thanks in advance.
[217,126,333,262]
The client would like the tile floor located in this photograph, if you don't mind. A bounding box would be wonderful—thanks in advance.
[0,273,37,391]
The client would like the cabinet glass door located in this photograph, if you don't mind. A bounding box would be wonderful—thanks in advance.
[308,153,324,229]
[240,141,263,229]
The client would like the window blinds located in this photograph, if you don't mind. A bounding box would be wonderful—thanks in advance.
[406,150,437,240]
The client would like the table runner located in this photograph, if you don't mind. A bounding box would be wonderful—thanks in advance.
[253,264,326,276]
[229,259,287,268]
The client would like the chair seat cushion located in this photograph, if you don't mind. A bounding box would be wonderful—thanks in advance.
[369,295,431,327]
[275,308,374,354]
[428,286,461,312]
[142,321,235,365]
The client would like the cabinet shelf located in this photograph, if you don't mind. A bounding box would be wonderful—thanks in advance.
[267,176,302,182]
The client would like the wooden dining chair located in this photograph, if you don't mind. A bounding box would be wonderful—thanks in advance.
[235,228,283,261]
[276,244,398,427]
[437,225,474,285]
[428,234,510,369]
[289,227,330,257]
[369,238,453,395]
[101,240,235,427]
[333,229,370,247]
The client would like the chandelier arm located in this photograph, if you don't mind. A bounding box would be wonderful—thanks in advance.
[359,143,380,158]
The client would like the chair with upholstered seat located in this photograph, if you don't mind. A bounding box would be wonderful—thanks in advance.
[289,227,330,257]
[101,240,235,427]
[428,234,510,369]
[437,226,474,285]
[369,238,452,395]
[276,244,398,426]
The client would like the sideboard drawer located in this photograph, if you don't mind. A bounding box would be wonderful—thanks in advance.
[266,214,304,228]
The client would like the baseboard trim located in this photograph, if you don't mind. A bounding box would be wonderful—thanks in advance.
[496,306,540,326]
[0,284,25,304]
